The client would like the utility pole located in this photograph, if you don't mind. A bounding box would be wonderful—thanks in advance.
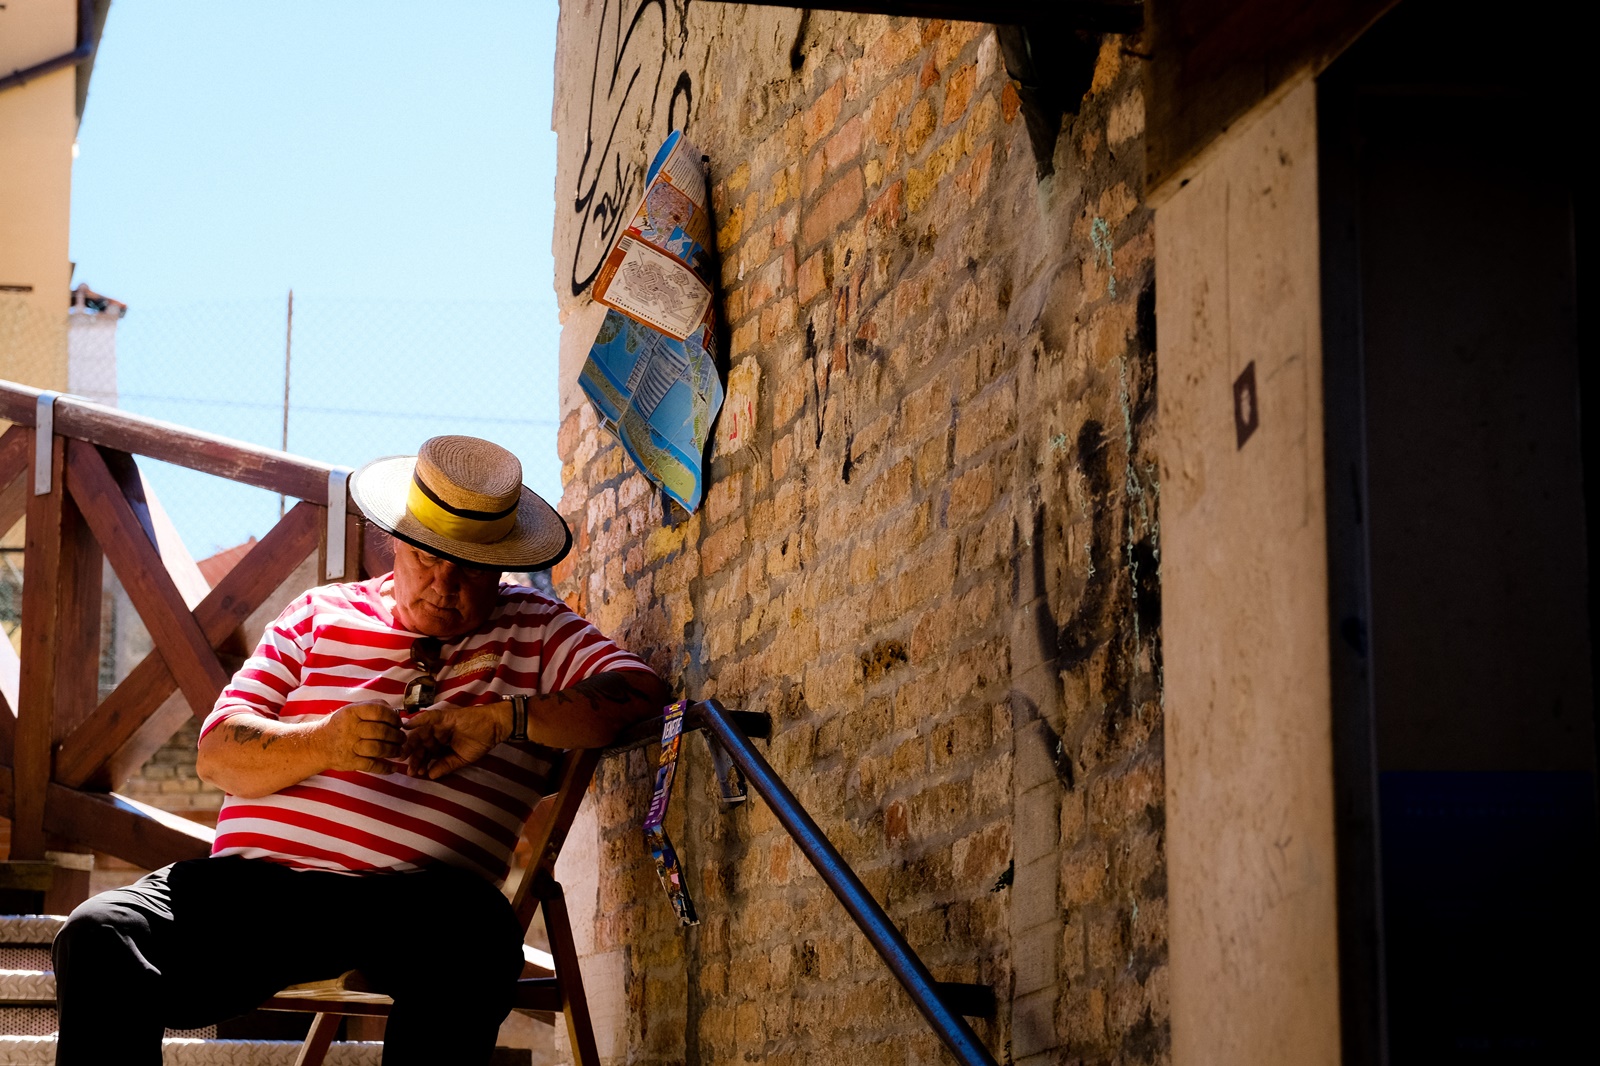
[279,288,293,518]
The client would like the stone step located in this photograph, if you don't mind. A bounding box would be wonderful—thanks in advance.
[0,972,52,1004]
[0,919,63,948]
[0,1036,384,1064]
[0,918,533,1063]
[1,966,219,1040]
[0,1002,218,1042]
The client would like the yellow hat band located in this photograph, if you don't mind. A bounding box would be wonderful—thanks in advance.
[406,479,518,544]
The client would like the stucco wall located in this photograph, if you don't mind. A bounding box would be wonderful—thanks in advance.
[1155,78,1342,1066]
[0,0,77,391]
[550,3,1166,1062]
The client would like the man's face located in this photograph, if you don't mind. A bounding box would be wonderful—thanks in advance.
[389,538,501,638]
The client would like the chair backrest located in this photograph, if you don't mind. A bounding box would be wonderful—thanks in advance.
[505,745,605,931]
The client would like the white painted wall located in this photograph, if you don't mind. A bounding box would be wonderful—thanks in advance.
[1156,78,1343,1066]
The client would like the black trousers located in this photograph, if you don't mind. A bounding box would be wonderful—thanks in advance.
[52,856,525,1066]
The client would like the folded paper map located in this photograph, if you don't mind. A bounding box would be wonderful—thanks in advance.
[580,131,724,513]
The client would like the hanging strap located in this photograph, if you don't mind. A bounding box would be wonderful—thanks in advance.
[644,700,698,926]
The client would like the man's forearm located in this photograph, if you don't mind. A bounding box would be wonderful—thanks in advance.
[195,713,330,799]
[526,671,670,749]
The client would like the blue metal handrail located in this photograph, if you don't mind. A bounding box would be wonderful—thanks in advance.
[688,699,999,1066]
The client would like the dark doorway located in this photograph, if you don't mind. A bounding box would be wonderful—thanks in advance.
[1320,3,1596,1063]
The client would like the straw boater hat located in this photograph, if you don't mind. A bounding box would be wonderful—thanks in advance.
[350,436,571,571]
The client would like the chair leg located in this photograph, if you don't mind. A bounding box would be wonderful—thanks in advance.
[542,882,601,1066]
[294,1012,340,1066]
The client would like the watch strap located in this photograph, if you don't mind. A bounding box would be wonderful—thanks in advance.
[508,694,529,742]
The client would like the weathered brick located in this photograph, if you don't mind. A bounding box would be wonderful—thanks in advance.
[759,294,798,344]
[865,20,922,76]
[942,62,977,125]
[772,372,808,427]
[865,179,904,239]
[730,317,760,358]
[903,96,937,157]
[716,202,744,252]
[701,521,747,576]
[801,168,865,250]
[706,474,744,526]
[802,79,845,151]
[747,247,794,310]
[797,250,828,306]
[1001,75,1024,124]
[952,380,1018,461]
[866,73,915,142]
[945,460,996,527]
[824,114,863,173]
[772,207,798,245]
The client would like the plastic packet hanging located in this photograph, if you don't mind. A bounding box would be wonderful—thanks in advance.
[644,700,699,926]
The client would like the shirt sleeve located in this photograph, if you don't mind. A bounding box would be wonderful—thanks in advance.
[199,592,317,740]
[539,604,657,694]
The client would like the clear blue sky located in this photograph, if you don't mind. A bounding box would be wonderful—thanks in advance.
[70,0,563,555]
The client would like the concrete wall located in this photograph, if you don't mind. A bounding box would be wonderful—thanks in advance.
[0,0,78,390]
[551,3,1166,1062]
[1155,78,1342,1065]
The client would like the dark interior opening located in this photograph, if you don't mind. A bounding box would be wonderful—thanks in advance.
[1320,3,1597,1062]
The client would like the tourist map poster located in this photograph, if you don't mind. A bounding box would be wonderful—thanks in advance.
[580,131,724,513]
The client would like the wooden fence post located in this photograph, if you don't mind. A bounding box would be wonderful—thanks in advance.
[14,434,66,859]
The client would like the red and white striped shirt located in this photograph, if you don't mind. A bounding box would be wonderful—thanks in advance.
[201,575,654,882]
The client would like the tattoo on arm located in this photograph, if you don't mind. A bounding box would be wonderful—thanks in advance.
[569,672,654,706]
[532,673,665,733]
[225,720,281,751]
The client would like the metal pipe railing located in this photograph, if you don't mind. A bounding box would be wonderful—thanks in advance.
[689,698,999,1066]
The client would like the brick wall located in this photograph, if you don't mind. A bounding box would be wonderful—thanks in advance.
[118,717,225,823]
[551,6,1164,1063]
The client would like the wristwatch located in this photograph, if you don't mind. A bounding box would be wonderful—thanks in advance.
[507,694,529,743]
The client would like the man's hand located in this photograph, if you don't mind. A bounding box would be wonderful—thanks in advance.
[400,702,511,780]
[394,672,670,780]
[318,702,406,774]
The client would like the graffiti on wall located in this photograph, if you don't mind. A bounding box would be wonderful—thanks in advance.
[568,0,698,297]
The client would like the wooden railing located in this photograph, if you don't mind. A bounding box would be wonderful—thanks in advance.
[0,379,390,887]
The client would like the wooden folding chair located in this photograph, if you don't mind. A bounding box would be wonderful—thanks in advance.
[258,744,606,1066]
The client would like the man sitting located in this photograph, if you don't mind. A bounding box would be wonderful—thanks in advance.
[52,435,668,1065]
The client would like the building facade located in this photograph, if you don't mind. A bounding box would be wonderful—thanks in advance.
[549,5,1163,1062]
[547,1,1593,1064]
[0,0,108,391]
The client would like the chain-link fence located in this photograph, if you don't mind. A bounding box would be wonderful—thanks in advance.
[2,294,565,826]
[108,295,563,557]
[0,292,69,394]
[3,292,563,659]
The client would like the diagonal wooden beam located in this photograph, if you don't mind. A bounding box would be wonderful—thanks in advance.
[64,440,229,715]
[54,657,174,788]
[55,500,321,789]
[0,425,29,770]
[43,781,213,870]
[0,422,31,536]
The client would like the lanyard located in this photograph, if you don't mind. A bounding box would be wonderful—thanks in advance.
[645,700,698,926]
